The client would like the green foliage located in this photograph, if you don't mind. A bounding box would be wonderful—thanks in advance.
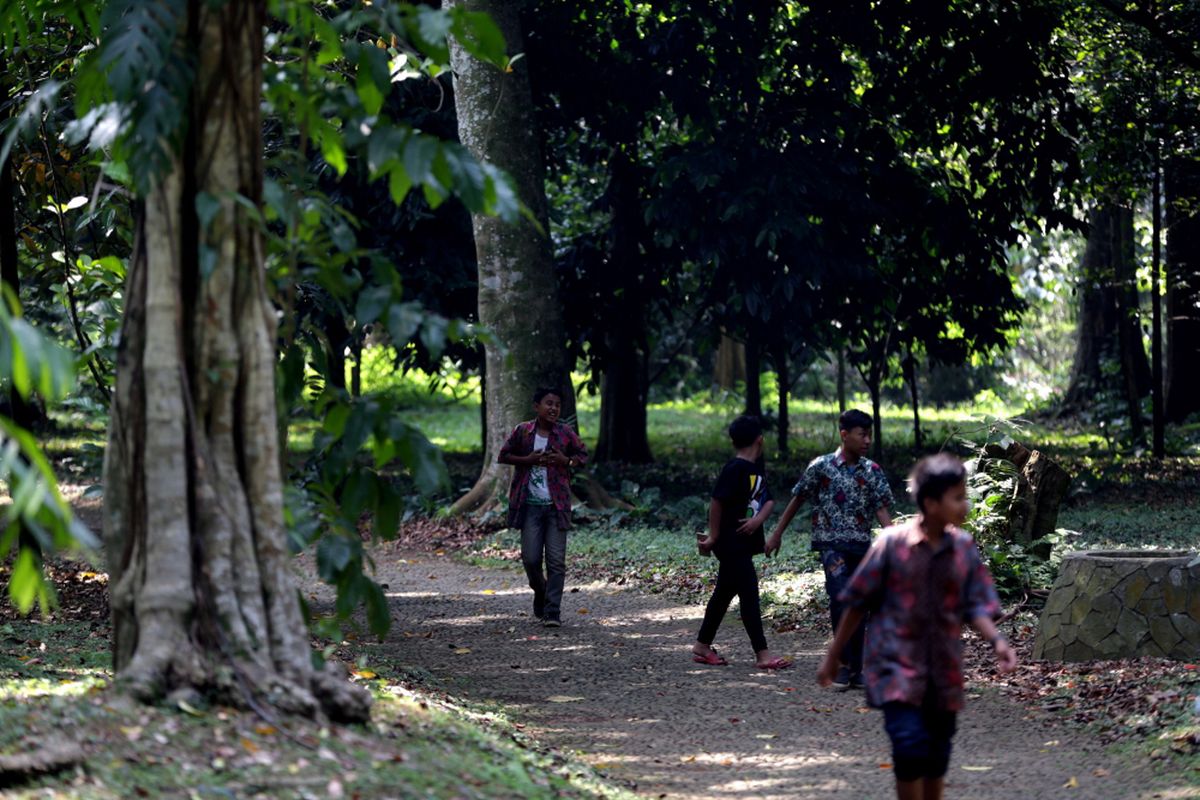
[0,290,96,614]
[957,418,1076,597]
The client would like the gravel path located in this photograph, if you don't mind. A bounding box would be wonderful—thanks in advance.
[367,550,1178,800]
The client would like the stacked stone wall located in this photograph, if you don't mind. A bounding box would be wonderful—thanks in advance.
[1033,550,1200,662]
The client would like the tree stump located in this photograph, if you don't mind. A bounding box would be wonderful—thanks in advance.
[984,440,1071,558]
[1033,550,1200,662]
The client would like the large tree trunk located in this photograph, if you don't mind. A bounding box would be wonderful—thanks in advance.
[446,0,575,515]
[103,1,367,721]
[713,333,746,390]
[1166,158,1200,422]
[1064,206,1150,416]
[594,143,652,464]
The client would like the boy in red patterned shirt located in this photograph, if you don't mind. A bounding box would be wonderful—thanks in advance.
[817,454,1017,800]
[498,387,588,627]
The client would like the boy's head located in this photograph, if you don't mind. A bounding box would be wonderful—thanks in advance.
[909,453,969,524]
[838,409,873,458]
[532,387,562,425]
[728,415,764,451]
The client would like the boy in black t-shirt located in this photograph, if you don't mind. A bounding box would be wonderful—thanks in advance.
[692,416,792,670]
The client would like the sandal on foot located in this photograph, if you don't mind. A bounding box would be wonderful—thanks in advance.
[692,650,728,666]
[757,657,793,670]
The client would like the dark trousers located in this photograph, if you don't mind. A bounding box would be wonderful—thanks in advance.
[697,552,768,653]
[883,689,958,781]
[821,549,866,675]
[521,505,566,618]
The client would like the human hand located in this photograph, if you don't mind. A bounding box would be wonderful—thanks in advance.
[994,639,1017,674]
[816,652,839,687]
[697,536,715,555]
[764,533,781,558]
[543,448,570,467]
[736,517,761,535]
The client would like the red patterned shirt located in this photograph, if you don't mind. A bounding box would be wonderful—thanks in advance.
[499,421,589,529]
[839,520,1002,711]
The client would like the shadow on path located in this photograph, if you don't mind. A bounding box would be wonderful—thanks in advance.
[361,550,1165,800]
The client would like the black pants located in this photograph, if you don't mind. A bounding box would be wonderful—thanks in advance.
[697,552,768,653]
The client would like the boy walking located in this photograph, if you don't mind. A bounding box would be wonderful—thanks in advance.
[498,387,588,627]
[818,454,1017,800]
[766,409,893,688]
[692,416,790,670]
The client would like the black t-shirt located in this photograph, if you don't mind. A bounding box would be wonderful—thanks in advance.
[711,457,772,557]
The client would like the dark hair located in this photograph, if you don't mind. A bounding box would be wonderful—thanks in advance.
[909,453,968,512]
[839,408,872,432]
[728,415,763,449]
[533,386,562,404]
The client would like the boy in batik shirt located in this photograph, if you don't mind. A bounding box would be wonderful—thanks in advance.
[818,453,1016,800]
[765,409,893,688]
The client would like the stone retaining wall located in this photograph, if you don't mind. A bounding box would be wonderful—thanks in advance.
[1033,550,1200,662]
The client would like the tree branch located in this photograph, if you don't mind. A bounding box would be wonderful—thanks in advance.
[1091,0,1200,71]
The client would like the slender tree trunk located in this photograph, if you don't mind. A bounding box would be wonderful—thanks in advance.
[775,345,789,458]
[904,348,921,450]
[323,315,349,394]
[1166,157,1200,422]
[744,337,762,418]
[446,0,576,515]
[1151,153,1164,456]
[0,88,42,429]
[350,337,362,398]
[866,367,883,461]
[103,1,367,720]
[836,348,846,414]
[594,142,652,464]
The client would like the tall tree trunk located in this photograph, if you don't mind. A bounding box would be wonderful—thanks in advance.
[594,143,652,464]
[1151,153,1164,456]
[836,347,847,414]
[775,345,790,458]
[446,0,575,515]
[1064,206,1150,414]
[865,367,883,461]
[904,348,921,450]
[1113,206,1147,442]
[1166,157,1200,422]
[0,86,42,430]
[103,1,367,721]
[744,337,762,418]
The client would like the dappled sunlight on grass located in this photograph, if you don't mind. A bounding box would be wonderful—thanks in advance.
[0,671,109,700]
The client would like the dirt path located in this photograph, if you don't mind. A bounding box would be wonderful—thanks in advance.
[350,550,1174,800]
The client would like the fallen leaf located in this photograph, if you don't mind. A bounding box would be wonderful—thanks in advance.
[547,695,584,703]
[255,725,277,736]
[681,755,697,762]
[1093,768,1110,777]
[241,738,259,753]
[961,765,993,772]
[453,648,471,655]
[481,589,496,595]
[120,726,143,742]
[879,763,893,769]
[577,608,589,614]
[177,699,205,717]
[1063,776,1078,788]
[353,670,377,679]
[755,733,778,739]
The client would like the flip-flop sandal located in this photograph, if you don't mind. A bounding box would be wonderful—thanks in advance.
[692,650,728,666]
[757,657,793,670]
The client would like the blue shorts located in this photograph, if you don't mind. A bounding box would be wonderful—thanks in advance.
[882,697,957,782]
